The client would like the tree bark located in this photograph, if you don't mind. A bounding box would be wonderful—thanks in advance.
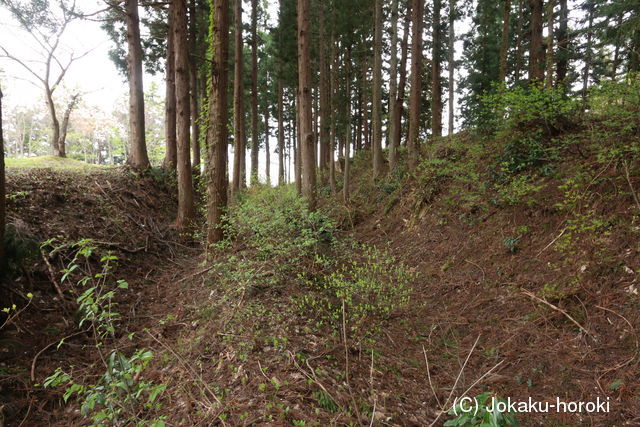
[318,0,330,183]
[545,0,554,88]
[173,0,196,231]
[372,0,383,177]
[250,0,259,185]
[555,0,568,86]
[431,0,442,138]
[265,96,271,185]
[44,88,61,157]
[206,0,229,247]
[232,0,244,194]
[294,91,302,194]
[408,0,423,171]
[57,94,78,158]
[188,0,200,172]
[125,0,150,169]
[297,0,316,209]
[395,2,411,147]
[343,45,351,202]
[581,2,594,105]
[388,0,399,172]
[164,6,177,169]
[448,0,455,134]
[529,0,544,83]
[278,68,285,185]
[329,33,337,195]
[499,0,511,83]
[514,0,525,83]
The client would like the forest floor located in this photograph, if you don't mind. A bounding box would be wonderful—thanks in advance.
[2,125,640,426]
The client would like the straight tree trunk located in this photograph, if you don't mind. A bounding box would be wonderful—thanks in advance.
[529,0,544,82]
[250,0,259,185]
[329,34,337,195]
[164,6,177,169]
[173,0,196,231]
[388,0,399,172]
[448,0,455,134]
[555,0,568,86]
[431,0,442,138]
[545,0,554,87]
[372,0,383,177]
[265,98,271,185]
[343,45,351,202]
[188,0,200,172]
[318,2,330,183]
[206,0,229,247]
[499,0,511,83]
[278,70,285,185]
[232,0,244,194]
[362,62,370,151]
[581,2,594,104]
[125,0,150,169]
[514,0,526,83]
[294,92,301,194]
[395,2,411,146]
[611,14,623,80]
[408,0,423,171]
[297,0,316,209]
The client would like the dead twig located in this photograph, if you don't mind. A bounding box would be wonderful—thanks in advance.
[428,335,481,427]
[522,289,591,337]
[622,160,640,212]
[595,305,639,376]
[40,248,69,308]
[422,345,443,408]
[31,330,89,382]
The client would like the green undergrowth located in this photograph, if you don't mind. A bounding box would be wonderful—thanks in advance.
[163,185,418,423]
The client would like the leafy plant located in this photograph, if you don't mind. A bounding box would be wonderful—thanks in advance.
[298,245,414,336]
[444,392,518,426]
[45,349,166,426]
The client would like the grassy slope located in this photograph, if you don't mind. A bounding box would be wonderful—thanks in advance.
[5,155,111,170]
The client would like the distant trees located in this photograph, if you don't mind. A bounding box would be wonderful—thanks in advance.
[0,0,87,157]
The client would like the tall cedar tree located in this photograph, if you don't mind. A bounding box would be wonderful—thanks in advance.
[388,0,399,172]
[250,0,259,184]
[448,0,455,133]
[297,0,316,209]
[529,0,545,82]
[431,0,442,138]
[232,0,245,194]
[371,0,383,177]
[125,0,150,169]
[394,2,411,149]
[188,0,200,171]
[164,6,177,169]
[407,0,423,171]
[206,0,230,247]
[173,0,196,230]
[499,0,511,83]
[318,0,330,183]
